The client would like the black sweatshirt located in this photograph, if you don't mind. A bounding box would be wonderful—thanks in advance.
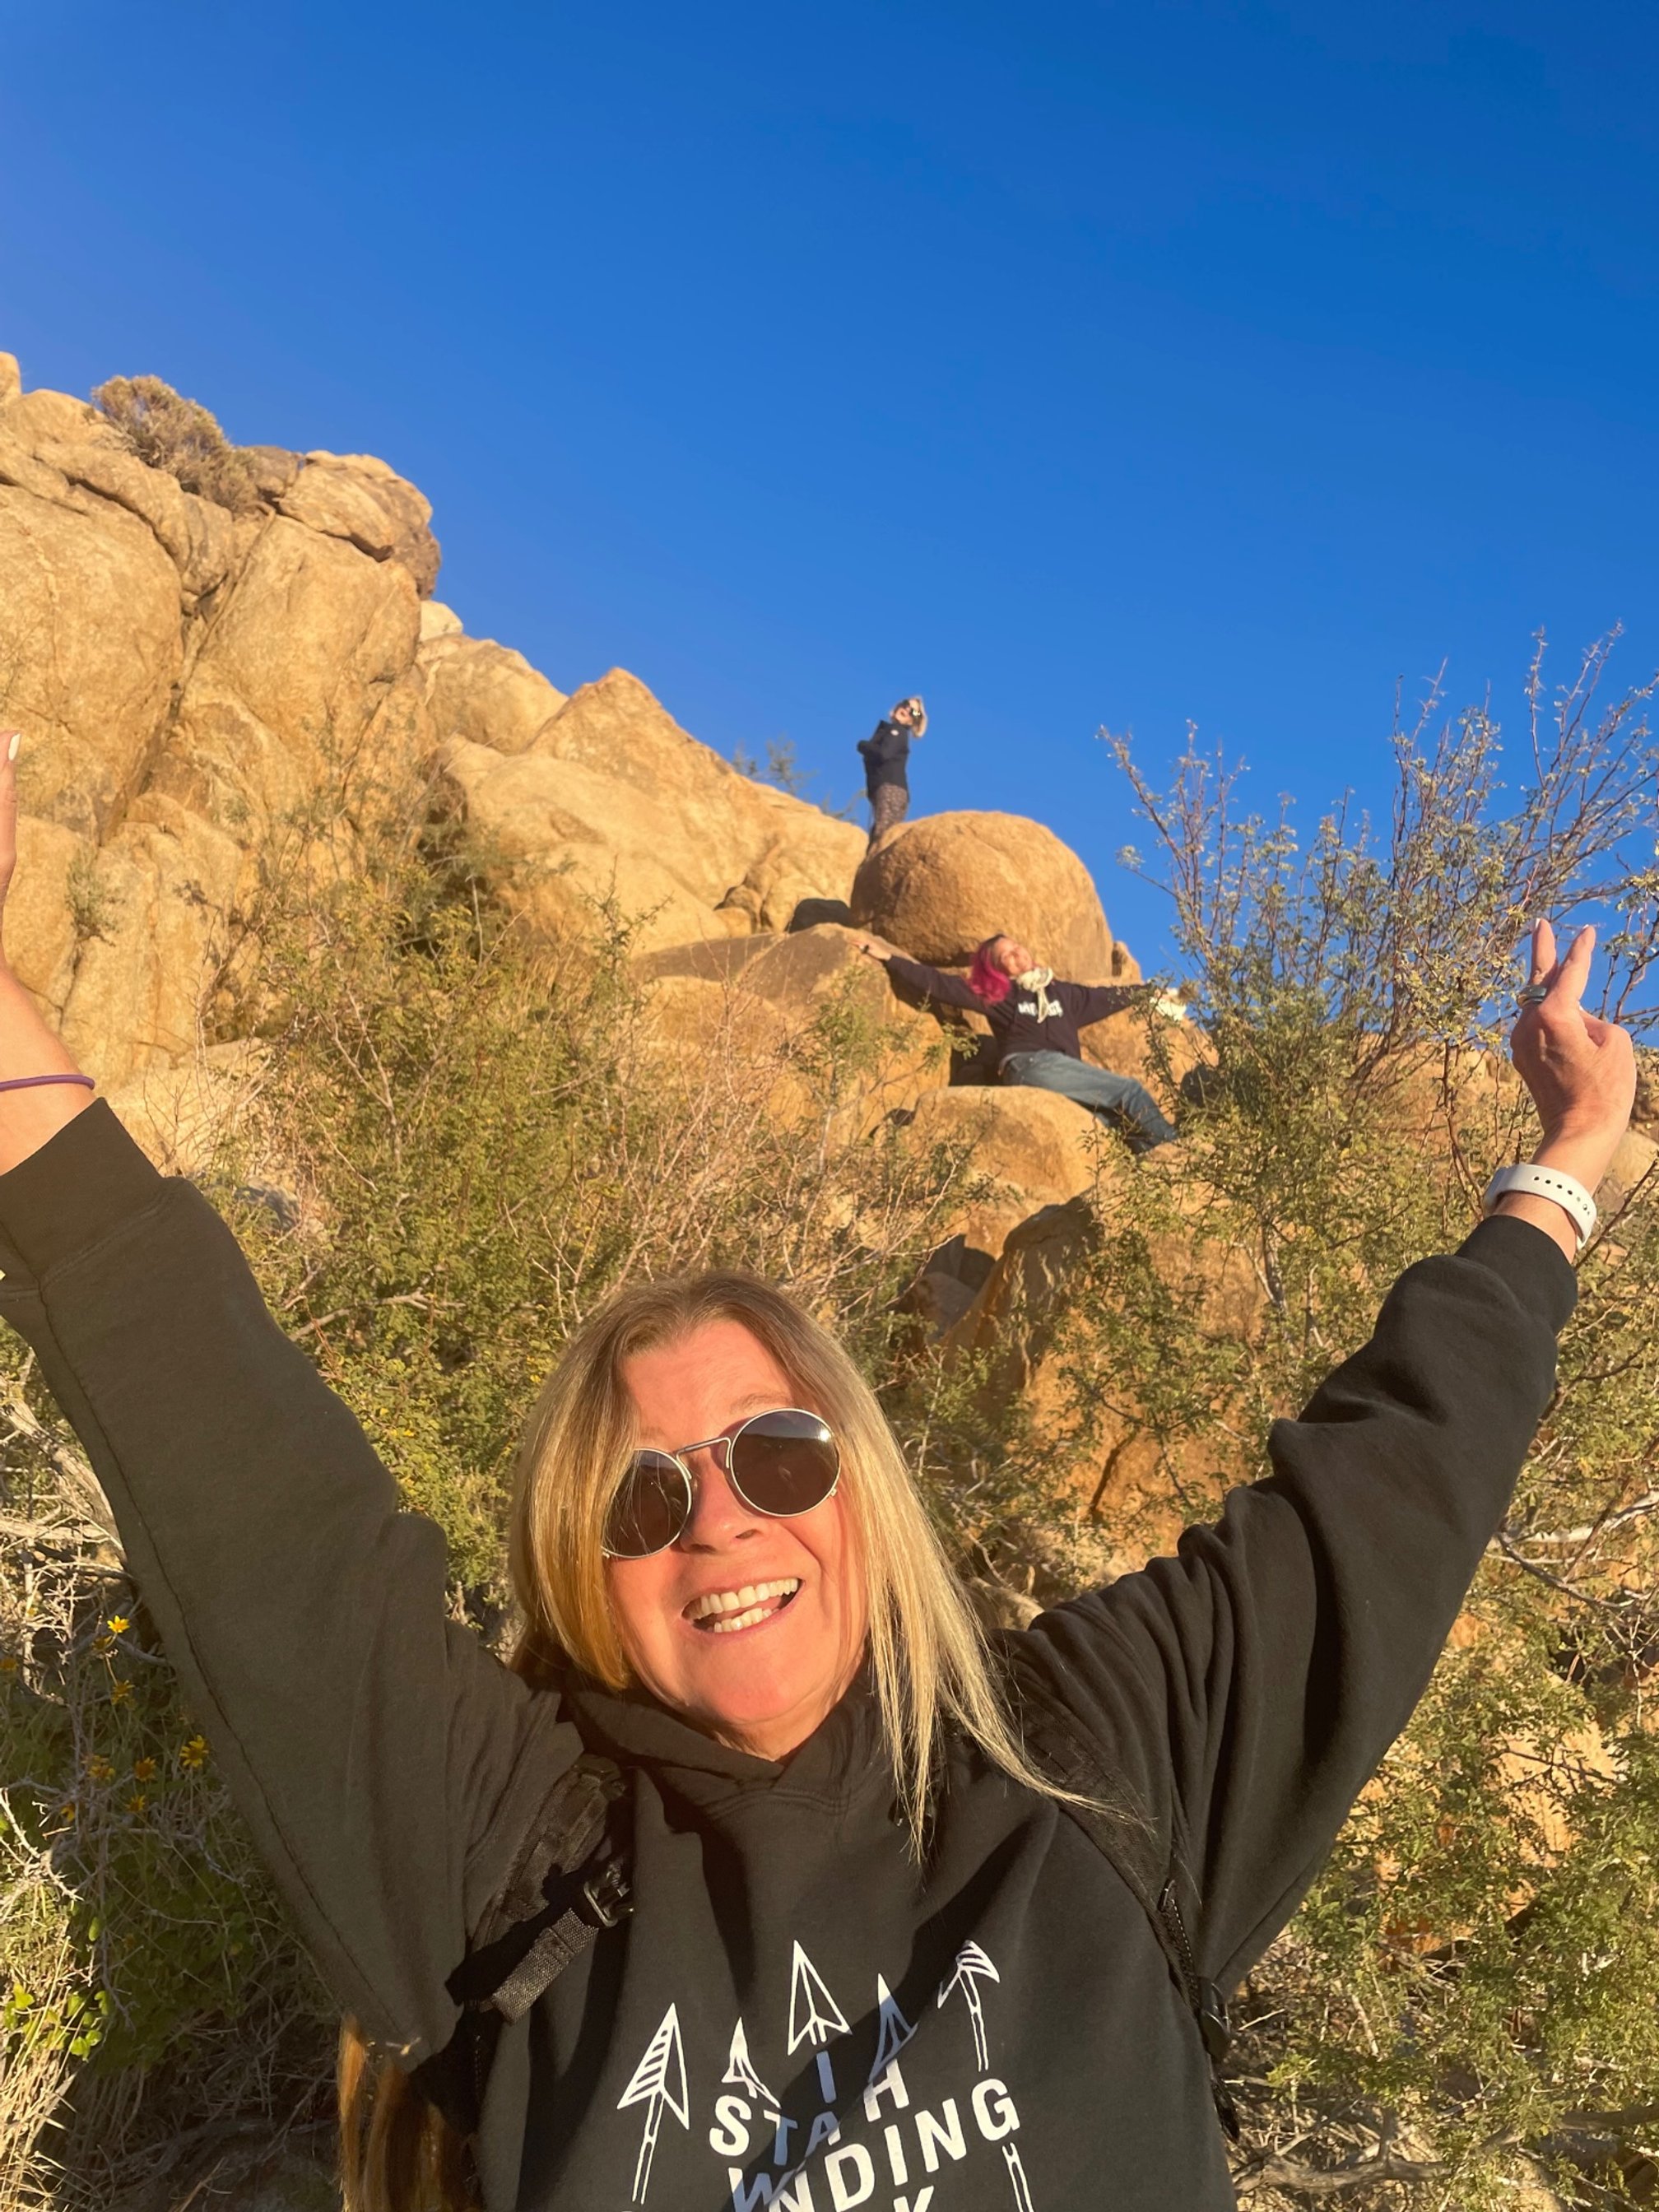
[885,955,1146,1070]
[857,720,913,796]
[0,1105,1574,2212]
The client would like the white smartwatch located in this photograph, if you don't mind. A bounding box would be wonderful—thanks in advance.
[1482,1163,1597,1252]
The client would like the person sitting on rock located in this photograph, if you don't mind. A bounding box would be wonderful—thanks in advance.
[859,928,1183,1151]
[857,694,926,846]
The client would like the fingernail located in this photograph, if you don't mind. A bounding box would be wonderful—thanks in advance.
[6,732,17,763]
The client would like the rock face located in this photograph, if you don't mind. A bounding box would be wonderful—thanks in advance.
[439,670,866,952]
[849,810,1128,982]
[636,924,946,1132]
[0,356,865,1075]
[895,1081,1120,1262]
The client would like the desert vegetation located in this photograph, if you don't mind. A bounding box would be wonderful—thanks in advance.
[2,411,1657,2212]
[91,376,264,517]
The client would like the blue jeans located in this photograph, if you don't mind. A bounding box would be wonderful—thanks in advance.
[1001,1050,1179,1152]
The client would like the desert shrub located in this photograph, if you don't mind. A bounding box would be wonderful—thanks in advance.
[1015,634,1659,2205]
[91,374,263,515]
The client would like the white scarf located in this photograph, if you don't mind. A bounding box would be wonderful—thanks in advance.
[1016,966,1062,1021]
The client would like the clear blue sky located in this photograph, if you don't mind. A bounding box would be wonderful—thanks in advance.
[4,1,1656,967]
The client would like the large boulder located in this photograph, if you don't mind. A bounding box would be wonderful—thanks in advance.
[0,360,444,1081]
[419,630,566,756]
[0,428,184,842]
[438,670,865,952]
[636,926,946,1134]
[276,450,440,597]
[849,811,1129,982]
[895,1082,1118,1262]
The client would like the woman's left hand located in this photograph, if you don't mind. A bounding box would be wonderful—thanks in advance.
[1510,918,1636,1196]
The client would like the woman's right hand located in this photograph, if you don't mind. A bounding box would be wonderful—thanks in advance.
[1491,918,1637,1257]
[1510,919,1635,1189]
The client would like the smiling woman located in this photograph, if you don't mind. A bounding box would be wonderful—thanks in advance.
[0,723,1638,2212]
[510,1280,1043,1806]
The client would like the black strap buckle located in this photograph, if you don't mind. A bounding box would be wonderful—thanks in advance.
[1197,1979,1232,2066]
[582,1856,633,1929]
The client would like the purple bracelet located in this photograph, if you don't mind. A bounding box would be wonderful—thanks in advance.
[0,1073,95,1094]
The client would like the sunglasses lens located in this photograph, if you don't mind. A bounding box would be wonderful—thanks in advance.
[730,1410,839,1517]
[605,1452,690,1558]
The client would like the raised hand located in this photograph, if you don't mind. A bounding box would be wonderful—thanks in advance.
[1492,918,1637,1257]
[1511,920,1635,1181]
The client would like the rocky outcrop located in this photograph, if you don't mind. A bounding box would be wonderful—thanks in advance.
[0,355,867,1076]
[439,670,866,952]
[849,810,1136,983]
[894,1082,1121,1264]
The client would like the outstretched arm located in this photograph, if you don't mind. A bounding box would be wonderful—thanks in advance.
[1016,918,1633,1987]
[1068,980,1157,1027]
[0,733,578,2066]
[856,938,987,1015]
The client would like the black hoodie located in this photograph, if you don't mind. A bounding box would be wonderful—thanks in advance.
[0,1105,1574,2211]
[883,955,1146,1069]
[857,719,913,797]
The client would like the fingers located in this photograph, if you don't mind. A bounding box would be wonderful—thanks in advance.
[1527,917,1557,988]
[1520,918,1593,1011]
[1554,922,1595,1010]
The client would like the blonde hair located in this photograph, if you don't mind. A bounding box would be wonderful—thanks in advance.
[342,1267,1066,2210]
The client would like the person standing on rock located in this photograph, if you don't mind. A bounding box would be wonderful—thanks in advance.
[0,722,1638,2211]
[859,928,1185,1150]
[857,694,926,846]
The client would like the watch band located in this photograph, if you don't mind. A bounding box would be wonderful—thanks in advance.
[1482,1163,1597,1251]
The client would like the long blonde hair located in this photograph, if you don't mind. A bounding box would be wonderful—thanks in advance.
[341,1268,1064,2210]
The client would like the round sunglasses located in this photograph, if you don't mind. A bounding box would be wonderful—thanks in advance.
[602,1407,840,1559]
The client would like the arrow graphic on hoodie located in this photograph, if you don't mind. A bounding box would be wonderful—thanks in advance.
[936,1940,1001,2072]
[788,1943,849,2052]
[723,2015,778,2108]
[1001,2140,1036,2212]
[869,1974,917,2078]
[788,1941,851,2103]
[616,2003,689,2204]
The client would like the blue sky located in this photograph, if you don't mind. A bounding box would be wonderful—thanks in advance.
[3,1,1656,969]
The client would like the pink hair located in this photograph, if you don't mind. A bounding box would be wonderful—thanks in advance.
[967,936,1011,1003]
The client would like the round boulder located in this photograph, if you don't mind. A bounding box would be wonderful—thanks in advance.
[850,811,1115,979]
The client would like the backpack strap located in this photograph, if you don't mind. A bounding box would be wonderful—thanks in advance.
[412,1752,634,2137]
[1009,1658,1241,2140]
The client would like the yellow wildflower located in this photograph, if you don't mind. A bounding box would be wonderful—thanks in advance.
[0,1653,18,1675]
[105,1615,130,1636]
[131,1757,158,1782]
[109,1679,132,1705]
[124,1792,147,1815]
[178,1735,209,1770]
[85,1754,114,1783]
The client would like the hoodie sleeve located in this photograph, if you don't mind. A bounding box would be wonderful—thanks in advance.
[0,1104,581,2065]
[1068,981,1150,1027]
[883,954,988,1015]
[1018,1215,1574,1991]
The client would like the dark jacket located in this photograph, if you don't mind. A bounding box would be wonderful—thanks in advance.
[0,1104,1574,2211]
[885,953,1145,1068]
[857,718,912,796]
